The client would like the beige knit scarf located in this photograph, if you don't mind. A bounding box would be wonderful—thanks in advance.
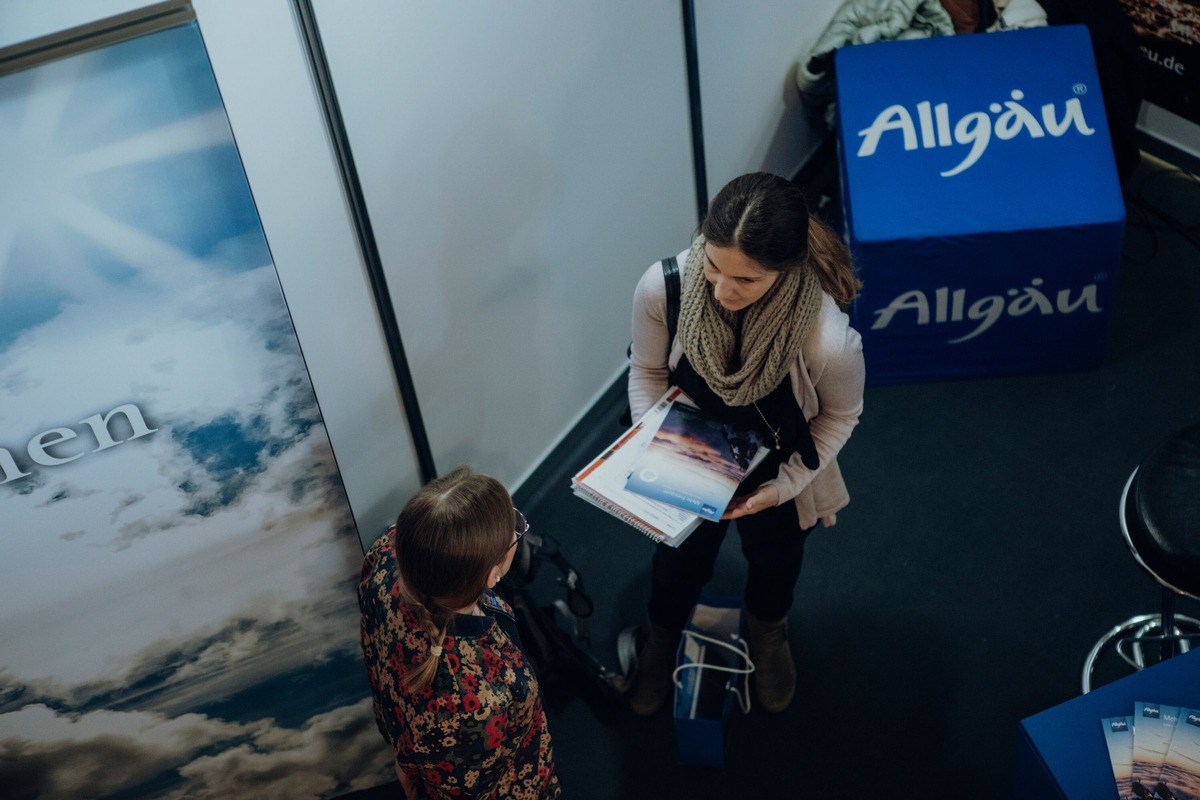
[677,236,822,407]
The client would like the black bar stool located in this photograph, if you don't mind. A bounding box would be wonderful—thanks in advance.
[1082,423,1200,693]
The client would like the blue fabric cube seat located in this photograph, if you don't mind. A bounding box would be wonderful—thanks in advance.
[835,25,1126,384]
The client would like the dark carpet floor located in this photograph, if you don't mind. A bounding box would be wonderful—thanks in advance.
[347,151,1200,799]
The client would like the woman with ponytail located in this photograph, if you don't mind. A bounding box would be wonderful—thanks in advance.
[358,467,561,799]
[625,172,865,716]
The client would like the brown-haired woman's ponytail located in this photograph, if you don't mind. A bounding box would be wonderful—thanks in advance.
[389,465,513,693]
[806,215,862,308]
[402,594,454,694]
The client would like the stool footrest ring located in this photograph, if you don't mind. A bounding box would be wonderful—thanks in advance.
[1082,614,1200,693]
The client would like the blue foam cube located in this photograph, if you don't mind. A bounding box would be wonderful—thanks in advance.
[835,25,1126,384]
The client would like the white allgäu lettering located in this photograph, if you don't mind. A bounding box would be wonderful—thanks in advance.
[871,278,1101,343]
[856,90,1095,176]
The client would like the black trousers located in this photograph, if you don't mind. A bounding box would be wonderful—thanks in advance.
[646,499,815,629]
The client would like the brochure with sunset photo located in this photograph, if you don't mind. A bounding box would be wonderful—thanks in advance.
[1101,716,1135,800]
[1160,707,1200,800]
[623,400,768,522]
[1100,702,1200,800]
[1133,702,1181,799]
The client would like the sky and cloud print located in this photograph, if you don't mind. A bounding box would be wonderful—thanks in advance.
[0,22,390,799]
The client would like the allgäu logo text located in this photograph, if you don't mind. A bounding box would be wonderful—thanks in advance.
[856,89,1095,176]
[871,278,1102,344]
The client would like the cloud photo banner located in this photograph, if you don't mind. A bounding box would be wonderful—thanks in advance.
[0,21,391,800]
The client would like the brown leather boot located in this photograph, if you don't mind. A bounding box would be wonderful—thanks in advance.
[625,621,681,716]
[746,613,796,713]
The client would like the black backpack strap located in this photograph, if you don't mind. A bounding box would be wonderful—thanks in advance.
[662,255,680,351]
[619,255,682,429]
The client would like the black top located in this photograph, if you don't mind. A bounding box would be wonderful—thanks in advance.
[450,590,523,646]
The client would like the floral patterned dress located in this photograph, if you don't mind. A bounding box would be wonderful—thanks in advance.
[358,528,562,799]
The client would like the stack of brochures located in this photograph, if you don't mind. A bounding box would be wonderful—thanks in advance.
[571,388,768,547]
[1101,701,1200,800]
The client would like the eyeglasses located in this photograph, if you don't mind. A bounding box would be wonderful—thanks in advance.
[509,507,529,549]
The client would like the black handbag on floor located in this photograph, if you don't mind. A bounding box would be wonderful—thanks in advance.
[495,531,625,716]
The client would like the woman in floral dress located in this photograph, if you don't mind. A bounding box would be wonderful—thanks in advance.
[359,467,561,799]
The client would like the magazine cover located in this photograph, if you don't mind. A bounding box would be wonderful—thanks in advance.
[1102,716,1136,800]
[571,388,706,546]
[1133,702,1183,795]
[1161,707,1200,800]
[624,401,768,521]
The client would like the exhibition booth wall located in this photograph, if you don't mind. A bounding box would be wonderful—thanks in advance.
[0,2,840,797]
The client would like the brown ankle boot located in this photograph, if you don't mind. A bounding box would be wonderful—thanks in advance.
[626,621,681,716]
[746,613,796,713]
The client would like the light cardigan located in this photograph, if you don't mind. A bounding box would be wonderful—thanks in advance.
[628,249,865,529]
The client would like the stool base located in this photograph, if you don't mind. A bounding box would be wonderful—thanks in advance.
[1082,613,1200,693]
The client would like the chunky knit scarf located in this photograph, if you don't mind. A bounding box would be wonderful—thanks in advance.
[677,236,822,407]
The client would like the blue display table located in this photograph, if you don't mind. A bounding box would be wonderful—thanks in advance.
[1012,649,1200,799]
[834,25,1126,384]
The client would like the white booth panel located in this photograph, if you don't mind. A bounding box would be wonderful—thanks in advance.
[191,0,419,545]
[694,0,842,190]
[313,0,698,490]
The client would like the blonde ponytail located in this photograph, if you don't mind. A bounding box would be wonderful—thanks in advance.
[806,215,861,308]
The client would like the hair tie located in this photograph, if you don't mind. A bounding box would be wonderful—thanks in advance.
[430,645,443,657]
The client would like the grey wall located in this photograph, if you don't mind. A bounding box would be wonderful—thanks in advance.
[694,0,838,192]
[311,0,698,502]
[310,0,846,536]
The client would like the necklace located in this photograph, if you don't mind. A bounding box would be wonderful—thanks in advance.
[751,401,781,450]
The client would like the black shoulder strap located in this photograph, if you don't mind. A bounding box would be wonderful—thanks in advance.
[662,255,680,348]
